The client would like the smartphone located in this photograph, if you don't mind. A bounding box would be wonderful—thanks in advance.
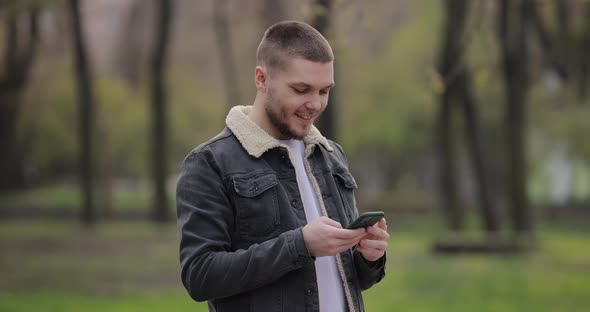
[346,211,385,229]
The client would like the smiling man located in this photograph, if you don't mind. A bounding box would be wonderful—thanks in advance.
[176,21,389,312]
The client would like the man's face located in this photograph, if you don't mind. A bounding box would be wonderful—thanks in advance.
[263,58,334,140]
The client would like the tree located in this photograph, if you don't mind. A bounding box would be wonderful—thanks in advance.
[114,0,152,88]
[498,0,532,234]
[213,0,240,109]
[150,0,173,223]
[69,0,96,225]
[527,0,590,99]
[436,0,498,232]
[0,6,39,190]
[312,0,337,140]
[436,0,463,231]
[580,3,590,99]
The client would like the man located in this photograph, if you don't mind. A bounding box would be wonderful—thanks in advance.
[176,20,389,312]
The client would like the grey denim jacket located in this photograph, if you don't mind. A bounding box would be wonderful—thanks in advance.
[176,106,386,312]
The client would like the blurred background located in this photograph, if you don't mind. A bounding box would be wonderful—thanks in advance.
[1,0,589,311]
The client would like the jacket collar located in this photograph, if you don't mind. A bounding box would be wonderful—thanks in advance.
[225,105,333,158]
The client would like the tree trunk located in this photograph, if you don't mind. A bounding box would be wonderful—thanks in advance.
[312,0,337,140]
[498,0,532,234]
[436,0,498,232]
[436,0,467,231]
[70,0,96,225]
[213,0,240,108]
[0,9,39,190]
[556,0,571,40]
[115,0,152,88]
[150,0,173,223]
[96,118,113,218]
[457,70,498,232]
[528,0,569,81]
[438,88,462,231]
[578,2,590,100]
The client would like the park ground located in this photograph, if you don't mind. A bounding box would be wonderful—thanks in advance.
[1,212,589,312]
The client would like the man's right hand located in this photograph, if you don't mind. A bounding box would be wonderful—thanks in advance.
[302,216,367,257]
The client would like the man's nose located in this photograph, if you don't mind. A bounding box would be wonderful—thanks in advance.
[306,93,322,111]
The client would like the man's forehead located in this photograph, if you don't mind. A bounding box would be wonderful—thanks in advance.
[279,58,334,85]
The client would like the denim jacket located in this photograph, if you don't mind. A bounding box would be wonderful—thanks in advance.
[176,106,385,312]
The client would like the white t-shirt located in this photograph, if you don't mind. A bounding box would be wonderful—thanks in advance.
[279,139,345,312]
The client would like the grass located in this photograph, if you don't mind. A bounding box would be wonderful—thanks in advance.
[0,216,589,311]
[0,183,168,217]
[0,184,82,210]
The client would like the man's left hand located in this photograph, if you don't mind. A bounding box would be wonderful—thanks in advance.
[356,218,389,262]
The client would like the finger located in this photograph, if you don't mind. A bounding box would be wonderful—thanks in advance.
[331,227,366,240]
[359,239,388,251]
[320,216,343,229]
[356,246,384,261]
[340,240,363,251]
[374,218,387,231]
[330,240,361,254]
[367,225,390,241]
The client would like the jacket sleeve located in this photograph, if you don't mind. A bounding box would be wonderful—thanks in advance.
[353,249,386,290]
[176,150,314,302]
[330,141,387,290]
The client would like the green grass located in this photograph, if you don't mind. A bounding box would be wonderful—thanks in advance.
[0,217,589,311]
[0,184,81,210]
[0,183,167,216]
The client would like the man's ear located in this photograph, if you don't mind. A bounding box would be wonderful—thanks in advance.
[255,66,268,92]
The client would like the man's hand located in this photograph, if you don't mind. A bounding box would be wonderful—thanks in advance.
[356,218,389,262]
[302,217,366,257]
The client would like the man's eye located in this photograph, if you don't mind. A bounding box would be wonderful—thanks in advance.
[320,90,329,95]
[293,88,306,94]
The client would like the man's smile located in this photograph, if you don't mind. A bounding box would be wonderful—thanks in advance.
[295,112,316,121]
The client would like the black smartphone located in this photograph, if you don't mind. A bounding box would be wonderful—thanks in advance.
[346,211,385,229]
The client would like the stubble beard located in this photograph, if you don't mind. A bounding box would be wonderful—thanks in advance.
[265,89,306,140]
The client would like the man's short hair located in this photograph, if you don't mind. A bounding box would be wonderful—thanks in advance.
[256,20,334,73]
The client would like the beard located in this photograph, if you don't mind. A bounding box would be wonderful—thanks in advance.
[264,88,306,140]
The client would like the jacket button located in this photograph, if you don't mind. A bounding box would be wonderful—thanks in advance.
[253,182,259,191]
[306,288,312,295]
[322,194,329,199]
[291,199,298,207]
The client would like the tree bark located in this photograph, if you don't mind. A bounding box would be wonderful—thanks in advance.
[213,0,240,109]
[69,0,96,225]
[498,0,532,234]
[150,0,173,223]
[0,8,39,190]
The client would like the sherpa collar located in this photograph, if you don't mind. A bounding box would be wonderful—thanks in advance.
[225,105,333,158]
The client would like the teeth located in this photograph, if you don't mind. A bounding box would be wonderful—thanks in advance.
[296,113,313,120]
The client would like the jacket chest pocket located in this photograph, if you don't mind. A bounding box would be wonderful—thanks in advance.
[232,173,281,239]
[332,169,358,226]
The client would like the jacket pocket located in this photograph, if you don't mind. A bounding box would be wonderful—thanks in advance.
[332,168,358,226]
[233,172,280,239]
